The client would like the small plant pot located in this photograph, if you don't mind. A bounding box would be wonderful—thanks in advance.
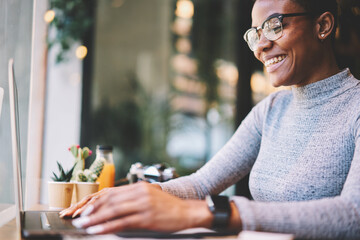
[74,182,99,203]
[48,182,74,209]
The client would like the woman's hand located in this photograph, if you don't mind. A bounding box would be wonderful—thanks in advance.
[71,181,213,234]
[59,187,114,218]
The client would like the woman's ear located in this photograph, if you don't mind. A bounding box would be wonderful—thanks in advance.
[316,12,335,41]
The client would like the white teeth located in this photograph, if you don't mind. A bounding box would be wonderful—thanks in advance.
[265,55,286,67]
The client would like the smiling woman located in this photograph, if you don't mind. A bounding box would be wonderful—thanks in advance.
[60,0,360,239]
[250,0,340,87]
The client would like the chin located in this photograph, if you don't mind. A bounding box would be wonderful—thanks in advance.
[268,70,296,87]
[269,75,285,88]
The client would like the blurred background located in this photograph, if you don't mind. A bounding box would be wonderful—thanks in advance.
[0,0,359,209]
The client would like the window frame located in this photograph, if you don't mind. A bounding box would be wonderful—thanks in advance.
[24,0,48,210]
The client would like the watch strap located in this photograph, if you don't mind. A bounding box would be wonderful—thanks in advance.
[205,195,231,230]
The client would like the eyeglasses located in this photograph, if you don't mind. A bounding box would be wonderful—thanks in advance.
[243,12,311,51]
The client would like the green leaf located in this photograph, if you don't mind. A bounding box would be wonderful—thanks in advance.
[51,172,59,181]
[52,161,76,182]
[59,165,66,178]
[65,164,76,181]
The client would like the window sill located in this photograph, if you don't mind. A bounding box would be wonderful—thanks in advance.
[0,204,15,227]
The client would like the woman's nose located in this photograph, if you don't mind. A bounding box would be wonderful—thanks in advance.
[255,32,273,53]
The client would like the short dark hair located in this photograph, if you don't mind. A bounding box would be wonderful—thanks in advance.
[253,0,339,40]
[291,0,338,39]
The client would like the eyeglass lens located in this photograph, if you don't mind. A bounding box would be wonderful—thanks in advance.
[244,16,283,51]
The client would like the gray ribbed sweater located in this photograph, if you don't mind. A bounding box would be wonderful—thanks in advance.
[159,69,360,239]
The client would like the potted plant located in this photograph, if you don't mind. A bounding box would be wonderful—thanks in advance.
[48,162,76,209]
[73,157,105,202]
[68,144,92,203]
[67,144,105,202]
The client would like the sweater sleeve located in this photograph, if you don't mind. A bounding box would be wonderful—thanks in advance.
[231,115,360,239]
[158,95,269,199]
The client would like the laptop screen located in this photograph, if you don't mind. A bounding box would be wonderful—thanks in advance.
[0,87,3,119]
[8,58,24,229]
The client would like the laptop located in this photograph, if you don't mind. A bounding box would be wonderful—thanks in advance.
[9,58,87,239]
[9,58,237,239]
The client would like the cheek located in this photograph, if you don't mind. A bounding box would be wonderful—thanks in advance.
[278,32,297,51]
[280,24,315,53]
[254,52,261,61]
[277,34,308,64]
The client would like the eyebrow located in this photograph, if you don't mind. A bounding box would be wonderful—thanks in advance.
[251,12,281,28]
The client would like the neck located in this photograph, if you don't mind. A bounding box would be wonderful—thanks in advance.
[295,43,340,88]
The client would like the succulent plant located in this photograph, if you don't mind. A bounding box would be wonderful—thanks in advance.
[84,169,98,182]
[75,158,105,182]
[68,144,93,180]
[89,158,106,177]
[51,161,76,182]
[75,170,88,182]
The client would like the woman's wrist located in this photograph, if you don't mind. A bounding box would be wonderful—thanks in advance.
[184,200,214,229]
[184,199,241,231]
[228,201,242,231]
[151,183,162,190]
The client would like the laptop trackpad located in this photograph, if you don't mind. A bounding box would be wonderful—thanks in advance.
[43,212,76,230]
[23,211,75,231]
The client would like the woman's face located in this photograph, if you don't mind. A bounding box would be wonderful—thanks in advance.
[252,0,321,87]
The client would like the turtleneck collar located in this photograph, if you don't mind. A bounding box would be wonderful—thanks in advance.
[291,68,358,108]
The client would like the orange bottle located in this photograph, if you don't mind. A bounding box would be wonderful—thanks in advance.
[95,145,115,190]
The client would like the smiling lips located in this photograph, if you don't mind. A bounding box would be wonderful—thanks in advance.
[264,55,286,67]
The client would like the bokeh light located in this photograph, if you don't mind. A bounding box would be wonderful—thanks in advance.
[175,0,194,19]
[44,10,55,23]
[175,38,192,54]
[215,60,239,87]
[75,45,88,59]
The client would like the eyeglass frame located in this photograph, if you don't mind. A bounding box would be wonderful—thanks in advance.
[243,12,312,51]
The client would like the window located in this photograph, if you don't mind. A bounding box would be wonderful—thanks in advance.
[40,0,241,202]
[0,0,33,225]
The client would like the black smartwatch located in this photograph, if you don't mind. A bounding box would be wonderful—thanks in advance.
[205,195,231,230]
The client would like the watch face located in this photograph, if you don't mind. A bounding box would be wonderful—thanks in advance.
[212,196,231,211]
